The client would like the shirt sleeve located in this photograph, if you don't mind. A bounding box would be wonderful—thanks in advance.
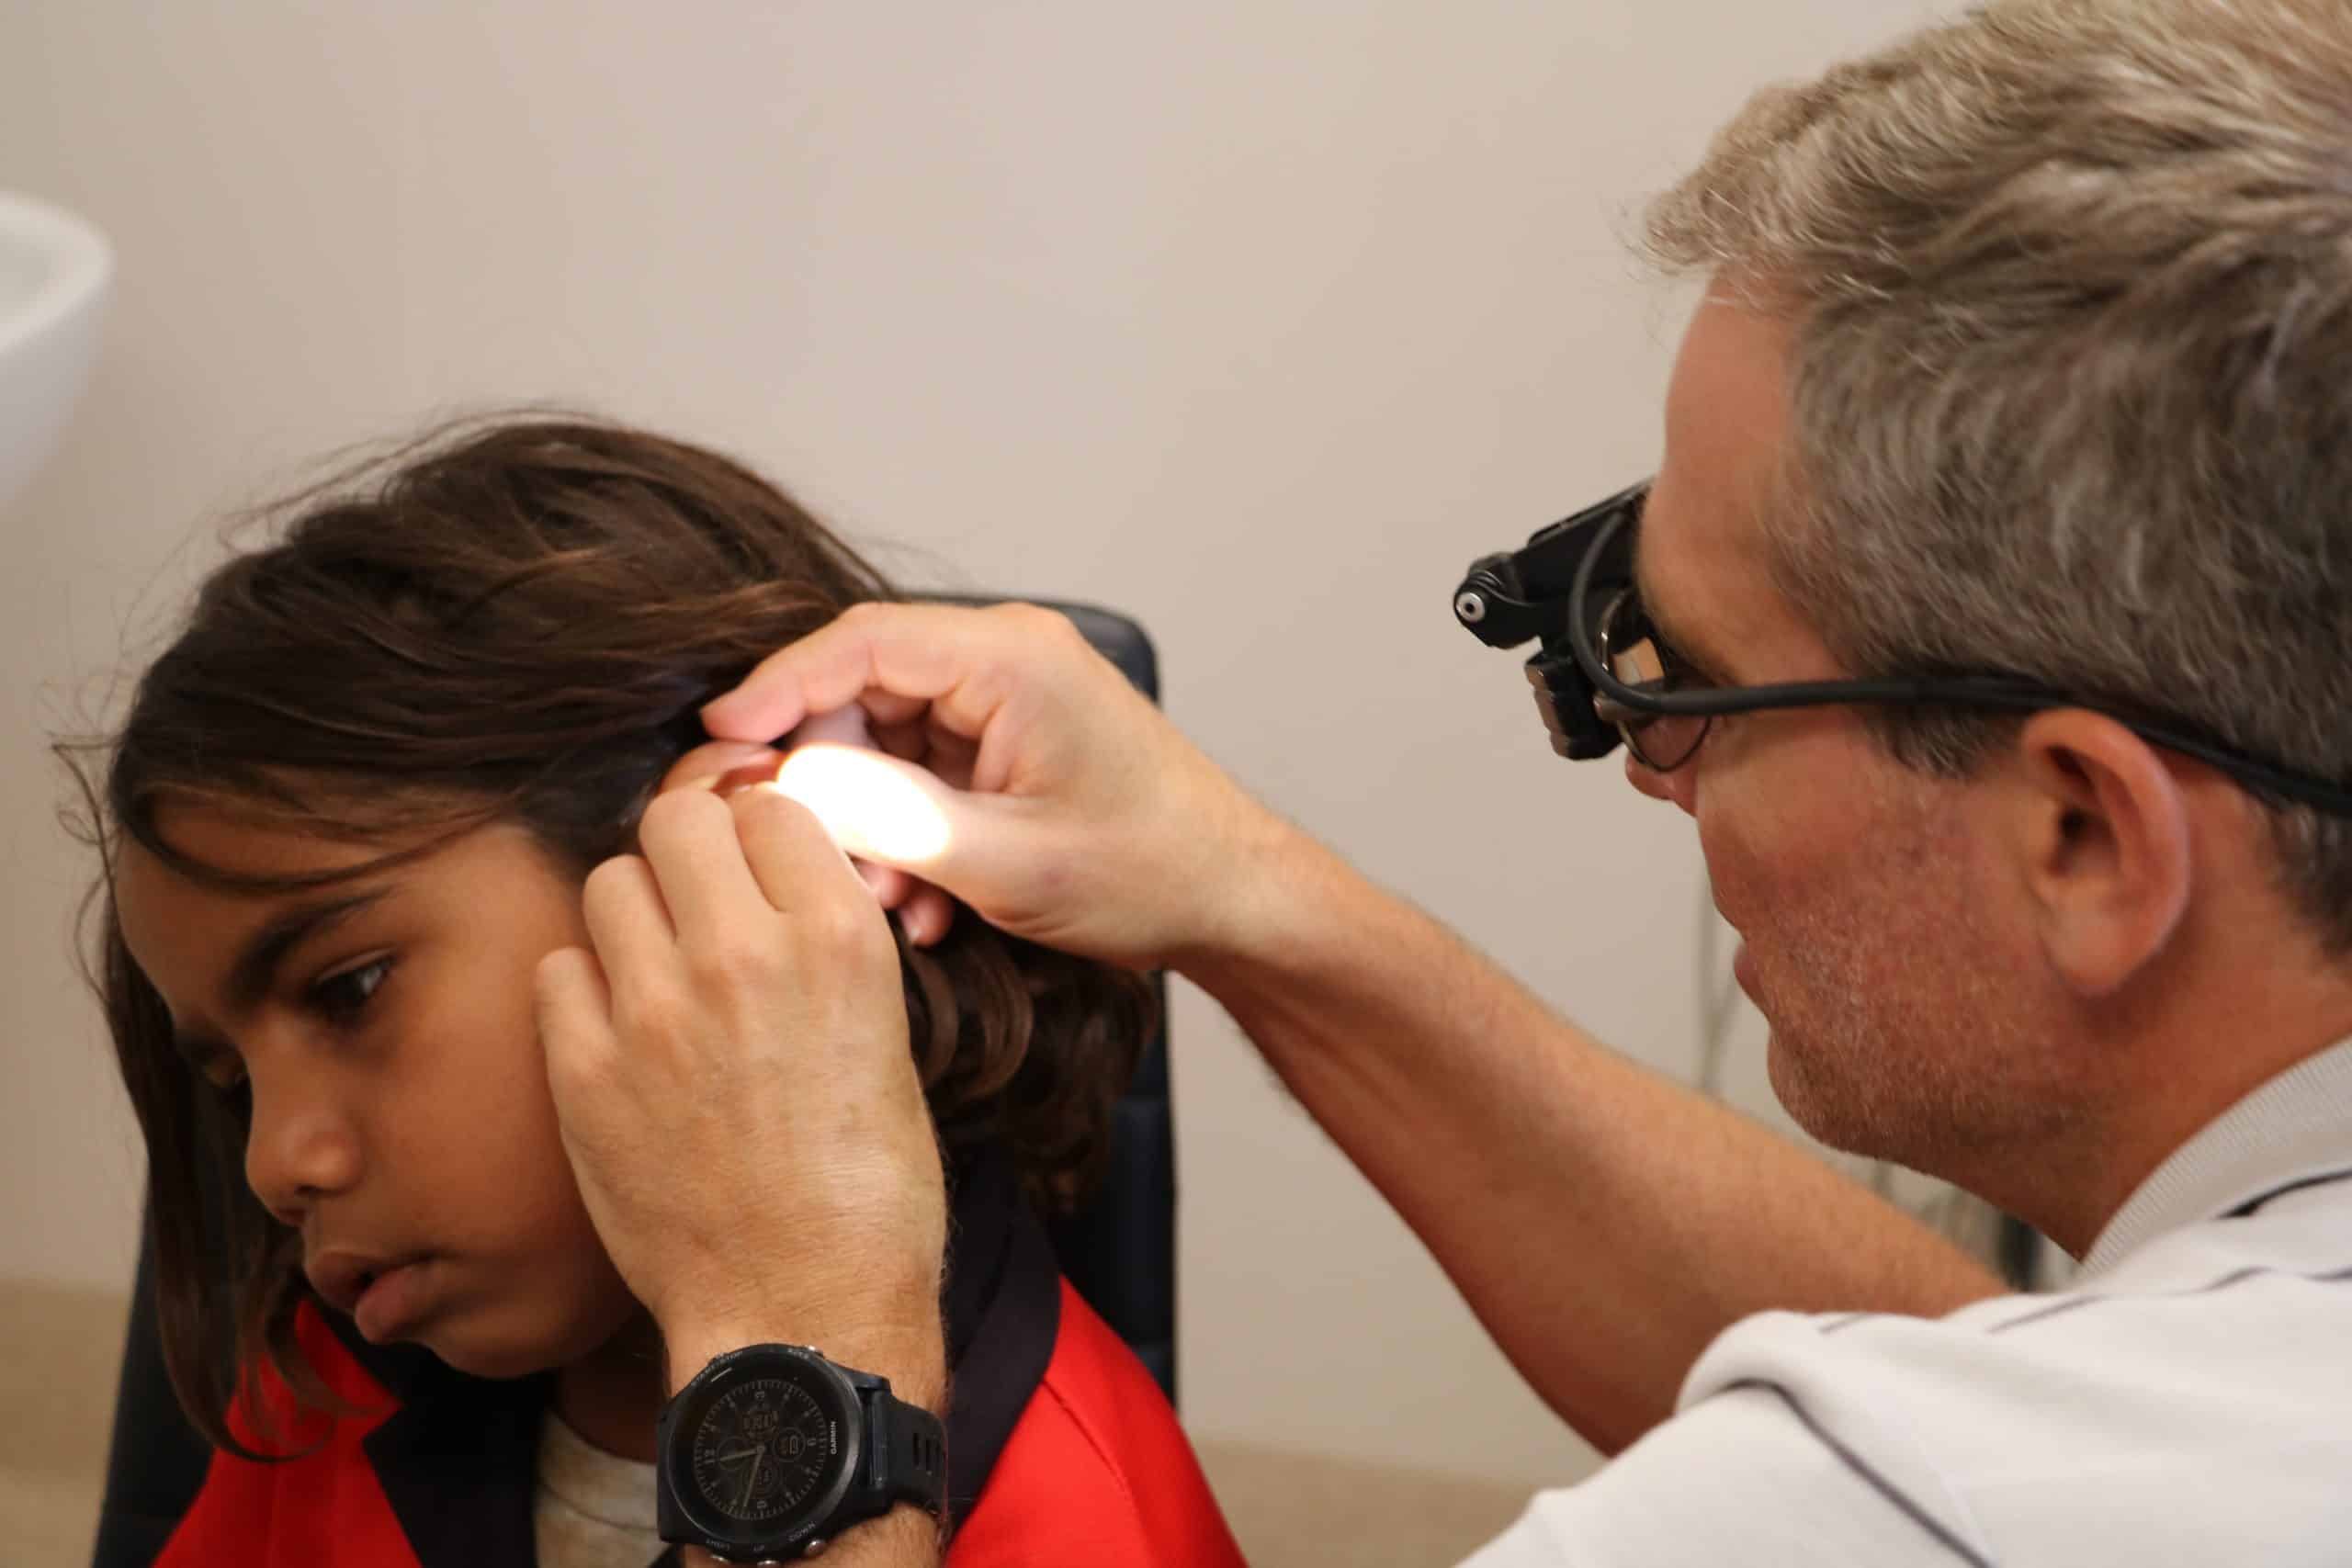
[1456,1331,1993,1568]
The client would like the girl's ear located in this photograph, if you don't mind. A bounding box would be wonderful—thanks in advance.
[658,739,787,797]
[653,720,959,946]
[658,705,876,797]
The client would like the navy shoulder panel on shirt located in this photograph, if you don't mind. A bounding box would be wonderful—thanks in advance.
[91,1238,212,1568]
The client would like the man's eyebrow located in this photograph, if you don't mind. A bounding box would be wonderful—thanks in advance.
[1630,546,1729,682]
[221,888,393,1019]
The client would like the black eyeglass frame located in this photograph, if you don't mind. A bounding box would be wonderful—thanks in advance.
[1592,584,1716,772]
[1453,477,2352,816]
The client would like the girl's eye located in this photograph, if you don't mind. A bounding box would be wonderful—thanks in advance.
[201,1056,248,1094]
[311,957,393,1027]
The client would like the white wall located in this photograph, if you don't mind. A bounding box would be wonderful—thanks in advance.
[2,0,1947,1495]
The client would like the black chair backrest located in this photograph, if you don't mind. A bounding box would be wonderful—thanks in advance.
[918,596,1177,1405]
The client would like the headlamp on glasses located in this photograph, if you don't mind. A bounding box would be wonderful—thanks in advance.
[1456,475,2206,776]
[1453,477,2352,813]
[1452,479,1700,765]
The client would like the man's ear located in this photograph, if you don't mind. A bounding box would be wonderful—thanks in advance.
[2009,710,2193,998]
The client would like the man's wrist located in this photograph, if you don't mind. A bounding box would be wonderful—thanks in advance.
[1171,808,1350,990]
[679,1501,942,1568]
[659,1316,947,1568]
[1168,800,1321,977]
[661,1312,948,1410]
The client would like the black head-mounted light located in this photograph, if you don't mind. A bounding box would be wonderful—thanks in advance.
[1453,478,2352,813]
[1451,479,1646,761]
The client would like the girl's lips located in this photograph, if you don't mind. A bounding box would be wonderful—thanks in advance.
[306,1249,429,1319]
[353,1258,435,1344]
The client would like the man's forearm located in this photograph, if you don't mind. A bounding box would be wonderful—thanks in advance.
[1181,824,2003,1454]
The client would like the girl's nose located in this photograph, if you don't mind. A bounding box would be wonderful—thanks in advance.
[243,1063,363,1225]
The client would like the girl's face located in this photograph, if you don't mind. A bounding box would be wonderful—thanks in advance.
[114,804,639,1380]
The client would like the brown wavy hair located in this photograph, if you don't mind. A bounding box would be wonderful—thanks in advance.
[56,415,1152,1456]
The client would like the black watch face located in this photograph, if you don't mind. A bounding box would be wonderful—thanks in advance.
[684,1371,845,1528]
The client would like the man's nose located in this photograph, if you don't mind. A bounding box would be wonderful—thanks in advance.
[243,1057,363,1224]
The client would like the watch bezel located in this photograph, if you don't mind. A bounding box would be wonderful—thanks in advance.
[662,1343,867,1555]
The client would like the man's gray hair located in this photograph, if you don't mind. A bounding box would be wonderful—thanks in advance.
[1644,0,2352,951]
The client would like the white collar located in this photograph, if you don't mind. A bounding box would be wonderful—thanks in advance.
[2083,1034,2352,1275]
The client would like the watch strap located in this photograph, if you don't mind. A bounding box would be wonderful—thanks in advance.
[865,1388,947,1517]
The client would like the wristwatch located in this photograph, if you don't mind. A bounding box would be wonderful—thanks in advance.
[655,1343,946,1562]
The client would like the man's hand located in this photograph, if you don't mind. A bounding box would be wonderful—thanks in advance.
[681,599,2001,1469]
[696,600,1292,973]
[534,784,948,1372]
[662,708,959,950]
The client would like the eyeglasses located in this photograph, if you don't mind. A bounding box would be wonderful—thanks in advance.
[1548,480,2352,813]
[1592,585,1713,771]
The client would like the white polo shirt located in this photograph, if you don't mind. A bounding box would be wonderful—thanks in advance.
[1464,1038,2352,1567]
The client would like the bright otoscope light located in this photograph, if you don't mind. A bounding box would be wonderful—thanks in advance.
[768,744,953,866]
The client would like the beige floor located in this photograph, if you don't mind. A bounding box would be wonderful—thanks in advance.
[2,1279,130,1564]
[4,1277,1538,1567]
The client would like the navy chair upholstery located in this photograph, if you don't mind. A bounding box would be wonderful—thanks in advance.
[918,595,1178,1406]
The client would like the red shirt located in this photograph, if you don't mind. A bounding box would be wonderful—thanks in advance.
[145,1281,1244,1568]
[953,1282,1246,1566]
